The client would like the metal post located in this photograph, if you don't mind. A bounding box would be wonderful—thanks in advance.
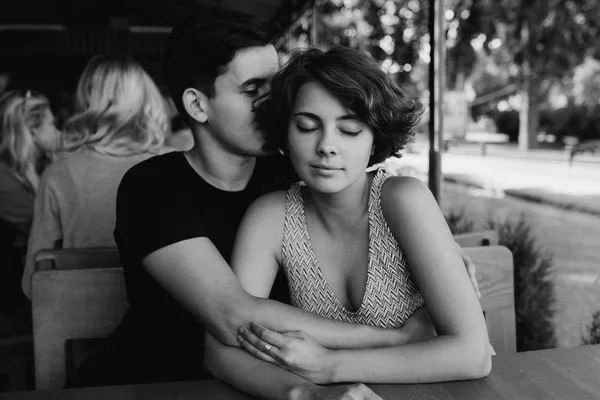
[310,0,319,47]
[428,0,445,204]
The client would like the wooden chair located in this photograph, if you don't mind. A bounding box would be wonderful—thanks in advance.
[31,267,128,390]
[464,246,516,353]
[34,247,121,271]
[454,230,499,248]
[0,333,34,392]
[0,219,34,391]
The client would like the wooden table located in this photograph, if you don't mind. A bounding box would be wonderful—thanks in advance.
[2,345,599,400]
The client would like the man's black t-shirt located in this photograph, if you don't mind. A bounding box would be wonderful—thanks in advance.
[69,152,295,387]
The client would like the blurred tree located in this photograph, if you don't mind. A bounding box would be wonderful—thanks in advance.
[572,57,600,110]
[444,0,489,91]
[296,0,600,149]
[449,0,600,149]
[317,0,426,86]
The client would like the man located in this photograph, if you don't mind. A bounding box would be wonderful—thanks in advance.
[70,6,477,399]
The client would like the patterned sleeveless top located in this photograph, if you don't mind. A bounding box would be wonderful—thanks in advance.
[281,168,424,329]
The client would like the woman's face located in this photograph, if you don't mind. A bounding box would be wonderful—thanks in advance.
[287,81,374,194]
[32,109,60,153]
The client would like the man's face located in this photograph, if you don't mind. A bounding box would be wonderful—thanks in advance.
[204,45,279,157]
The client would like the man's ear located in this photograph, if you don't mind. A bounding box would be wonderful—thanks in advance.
[182,88,209,124]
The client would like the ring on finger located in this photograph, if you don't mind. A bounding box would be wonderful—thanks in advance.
[264,343,272,351]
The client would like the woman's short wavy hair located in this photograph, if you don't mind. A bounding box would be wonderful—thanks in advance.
[255,46,423,165]
[61,54,167,156]
[0,90,51,191]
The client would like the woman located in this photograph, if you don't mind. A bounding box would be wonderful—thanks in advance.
[21,55,169,299]
[0,90,58,312]
[208,46,491,396]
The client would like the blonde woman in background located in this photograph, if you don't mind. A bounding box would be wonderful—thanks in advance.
[21,55,169,298]
[0,90,59,312]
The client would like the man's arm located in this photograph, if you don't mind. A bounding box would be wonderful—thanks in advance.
[143,237,411,348]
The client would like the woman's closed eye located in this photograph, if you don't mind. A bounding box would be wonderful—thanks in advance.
[339,122,363,136]
[295,116,319,132]
[340,129,362,136]
[297,123,318,132]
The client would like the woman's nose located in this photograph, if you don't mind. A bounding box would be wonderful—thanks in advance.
[316,130,338,156]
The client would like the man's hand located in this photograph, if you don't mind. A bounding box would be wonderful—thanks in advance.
[457,242,481,298]
[238,322,335,384]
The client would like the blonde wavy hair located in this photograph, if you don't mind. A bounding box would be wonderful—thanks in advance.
[0,90,51,192]
[62,55,167,156]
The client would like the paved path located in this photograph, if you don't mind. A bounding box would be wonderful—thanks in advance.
[386,143,600,214]
[389,148,600,196]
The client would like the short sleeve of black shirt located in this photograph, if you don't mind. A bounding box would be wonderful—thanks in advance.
[116,155,206,264]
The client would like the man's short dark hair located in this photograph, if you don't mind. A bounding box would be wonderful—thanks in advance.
[255,46,423,165]
[164,6,275,122]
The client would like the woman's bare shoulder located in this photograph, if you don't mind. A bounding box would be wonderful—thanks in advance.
[381,175,432,208]
[242,190,289,233]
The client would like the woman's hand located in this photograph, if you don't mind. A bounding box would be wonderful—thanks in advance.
[289,383,383,400]
[237,322,335,384]
[400,306,437,343]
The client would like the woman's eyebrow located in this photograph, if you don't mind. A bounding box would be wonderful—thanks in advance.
[293,111,320,120]
[293,112,359,121]
[337,115,360,121]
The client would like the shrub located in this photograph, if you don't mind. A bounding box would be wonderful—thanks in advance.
[486,106,600,144]
[540,105,600,143]
[486,214,558,351]
[581,311,600,345]
[445,208,475,235]
[489,110,520,142]
[444,209,558,352]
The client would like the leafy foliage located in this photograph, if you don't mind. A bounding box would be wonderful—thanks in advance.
[540,106,600,142]
[572,57,600,110]
[486,214,557,351]
[581,311,600,345]
[445,209,558,351]
[445,208,475,234]
[283,1,600,147]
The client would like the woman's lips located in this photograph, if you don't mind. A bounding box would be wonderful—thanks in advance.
[311,164,343,170]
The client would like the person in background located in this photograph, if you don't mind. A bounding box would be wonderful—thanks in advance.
[165,114,194,151]
[21,55,169,299]
[0,90,58,314]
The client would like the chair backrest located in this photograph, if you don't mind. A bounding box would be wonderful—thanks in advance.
[454,230,499,247]
[31,267,128,390]
[34,247,121,271]
[464,246,516,353]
